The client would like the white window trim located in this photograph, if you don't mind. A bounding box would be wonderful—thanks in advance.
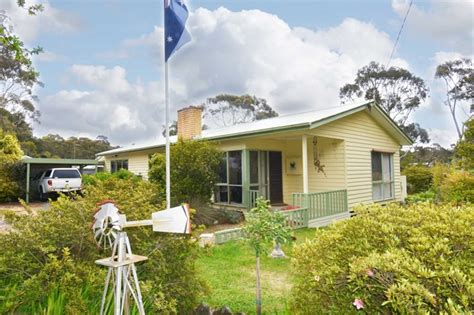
[372,152,395,202]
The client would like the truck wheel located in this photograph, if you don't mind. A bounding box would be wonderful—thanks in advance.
[39,188,47,201]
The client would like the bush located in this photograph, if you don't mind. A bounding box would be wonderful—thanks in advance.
[0,130,23,201]
[291,202,474,314]
[149,139,222,206]
[439,171,474,204]
[402,164,433,194]
[0,175,206,314]
[405,189,436,204]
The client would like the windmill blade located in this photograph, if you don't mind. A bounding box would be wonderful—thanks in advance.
[151,204,191,234]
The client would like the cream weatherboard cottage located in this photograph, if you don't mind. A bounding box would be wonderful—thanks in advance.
[97,100,411,226]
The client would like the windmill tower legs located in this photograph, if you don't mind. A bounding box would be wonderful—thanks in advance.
[95,232,148,315]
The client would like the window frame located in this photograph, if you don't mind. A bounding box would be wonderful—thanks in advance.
[371,151,395,202]
[215,151,243,205]
[110,159,129,173]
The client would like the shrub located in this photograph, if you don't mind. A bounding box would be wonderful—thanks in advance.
[439,171,474,204]
[402,164,433,194]
[291,202,474,314]
[405,189,436,204]
[0,175,206,314]
[0,130,23,201]
[149,139,222,206]
[454,118,473,170]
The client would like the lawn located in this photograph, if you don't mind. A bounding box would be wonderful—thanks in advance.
[195,228,317,314]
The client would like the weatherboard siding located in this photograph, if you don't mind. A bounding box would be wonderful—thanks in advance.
[105,151,153,180]
[312,111,401,208]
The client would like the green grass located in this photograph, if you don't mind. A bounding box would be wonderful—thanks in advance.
[195,228,317,314]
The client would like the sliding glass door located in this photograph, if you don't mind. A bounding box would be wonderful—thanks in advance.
[215,151,243,204]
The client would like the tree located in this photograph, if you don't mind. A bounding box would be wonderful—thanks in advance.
[435,58,473,140]
[148,139,222,206]
[203,94,278,127]
[161,120,178,137]
[0,5,43,122]
[243,198,292,315]
[340,61,429,143]
[454,118,473,170]
[0,130,23,201]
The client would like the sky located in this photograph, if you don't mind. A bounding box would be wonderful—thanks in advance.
[3,0,473,147]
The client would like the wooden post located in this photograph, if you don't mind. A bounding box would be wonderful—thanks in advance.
[26,162,30,203]
[302,135,309,194]
[256,254,261,315]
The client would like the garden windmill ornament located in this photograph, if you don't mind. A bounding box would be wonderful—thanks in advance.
[92,201,191,315]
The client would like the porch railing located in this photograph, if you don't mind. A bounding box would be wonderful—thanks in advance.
[292,189,348,219]
[245,189,259,210]
[279,207,309,229]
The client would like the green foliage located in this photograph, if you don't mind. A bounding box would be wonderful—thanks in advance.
[405,189,436,204]
[291,203,474,314]
[439,171,474,204]
[243,198,292,257]
[0,10,42,122]
[148,139,222,206]
[454,118,474,170]
[0,130,23,201]
[402,164,433,194]
[204,94,278,127]
[0,175,206,314]
[82,169,141,186]
[400,144,452,170]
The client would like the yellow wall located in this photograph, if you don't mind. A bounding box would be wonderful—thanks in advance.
[105,149,158,180]
[312,111,401,208]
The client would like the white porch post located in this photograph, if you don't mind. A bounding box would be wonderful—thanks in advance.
[302,134,309,194]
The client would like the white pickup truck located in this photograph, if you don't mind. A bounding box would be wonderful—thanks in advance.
[37,168,82,200]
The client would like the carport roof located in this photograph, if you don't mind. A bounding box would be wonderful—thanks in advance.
[21,157,100,165]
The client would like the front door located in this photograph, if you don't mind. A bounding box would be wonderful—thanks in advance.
[268,151,284,205]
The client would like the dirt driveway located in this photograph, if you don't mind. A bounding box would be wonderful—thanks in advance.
[0,201,49,233]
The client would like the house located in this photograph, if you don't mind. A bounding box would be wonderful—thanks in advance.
[97,100,411,225]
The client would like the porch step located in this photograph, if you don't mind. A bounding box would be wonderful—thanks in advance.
[308,211,351,228]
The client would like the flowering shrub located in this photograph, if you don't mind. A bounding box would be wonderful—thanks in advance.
[290,202,473,313]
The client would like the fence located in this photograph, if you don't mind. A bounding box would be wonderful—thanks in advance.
[213,189,348,245]
[292,190,348,219]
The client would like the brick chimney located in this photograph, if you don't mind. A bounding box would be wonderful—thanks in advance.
[177,106,202,140]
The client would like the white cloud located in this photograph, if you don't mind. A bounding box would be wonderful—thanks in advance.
[2,0,81,43]
[39,7,413,145]
[34,66,161,144]
[391,0,473,53]
[165,8,409,114]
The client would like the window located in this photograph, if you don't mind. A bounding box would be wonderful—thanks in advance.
[52,169,81,178]
[111,160,128,173]
[371,151,394,201]
[215,151,243,204]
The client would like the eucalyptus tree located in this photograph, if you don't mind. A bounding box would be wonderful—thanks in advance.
[435,58,473,140]
[340,61,429,144]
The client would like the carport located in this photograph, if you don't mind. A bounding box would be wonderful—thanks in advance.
[21,158,101,203]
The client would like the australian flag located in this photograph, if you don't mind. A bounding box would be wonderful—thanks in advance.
[164,0,191,62]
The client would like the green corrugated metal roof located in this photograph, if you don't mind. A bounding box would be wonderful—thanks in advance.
[21,158,100,165]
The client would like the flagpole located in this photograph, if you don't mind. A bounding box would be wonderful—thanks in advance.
[165,61,171,209]
[164,0,171,210]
